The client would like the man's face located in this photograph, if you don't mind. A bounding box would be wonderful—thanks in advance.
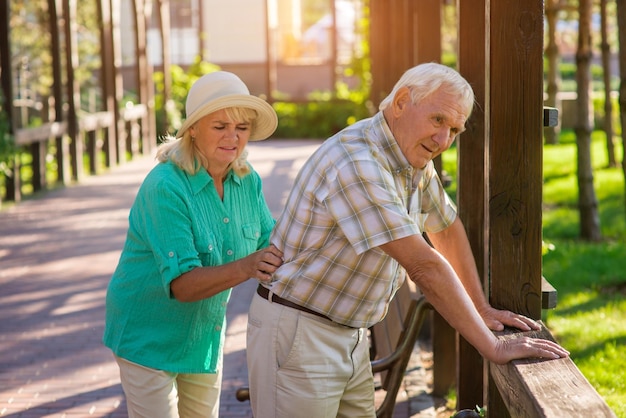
[388,86,467,169]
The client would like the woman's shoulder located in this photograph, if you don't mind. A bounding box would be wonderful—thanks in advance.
[140,160,188,191]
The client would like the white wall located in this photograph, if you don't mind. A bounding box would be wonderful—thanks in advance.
[201,0,268,63]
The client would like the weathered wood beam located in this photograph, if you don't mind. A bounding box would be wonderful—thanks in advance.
[14,122,68,146]
[457,0,489,410]
[491,326,616,418]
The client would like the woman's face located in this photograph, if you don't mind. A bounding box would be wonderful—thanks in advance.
[189,108,251,173]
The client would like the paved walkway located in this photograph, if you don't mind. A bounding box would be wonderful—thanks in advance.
[0,139,441,418]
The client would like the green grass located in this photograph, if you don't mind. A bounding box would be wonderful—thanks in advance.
[541,131,625,415]
[443,131,626,415]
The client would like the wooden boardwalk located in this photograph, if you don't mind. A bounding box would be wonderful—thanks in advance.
[0,139,438,418]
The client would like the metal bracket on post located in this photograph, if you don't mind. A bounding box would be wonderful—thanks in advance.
[543,106,559,127]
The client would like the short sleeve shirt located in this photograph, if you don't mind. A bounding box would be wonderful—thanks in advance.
[269,112,457,328]
[103,160,274,373]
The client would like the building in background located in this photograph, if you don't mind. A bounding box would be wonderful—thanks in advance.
[122,0,363,100]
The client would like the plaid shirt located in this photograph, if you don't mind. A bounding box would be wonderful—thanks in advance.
[268,112,457,328]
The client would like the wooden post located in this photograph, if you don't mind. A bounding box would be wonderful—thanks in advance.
[413,0,458,400]
[49,0,71,184]
[98,0,121,168]
[156,0,172,134]
[30,141,47,191]
[487,1,545,416]
[415,0,441,63]
[131,0,156,155]
[488,0,544,321]
[63,0,84,181]
[456,0,489,410]
[109,0,126,164]
[370,0,416,107]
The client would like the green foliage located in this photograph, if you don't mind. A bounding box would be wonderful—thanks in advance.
[271,70,372,139]
[0,91,16,176]
[544,61,620,92]
[272,4,373,140]
[153,3,374,141]
[153,58,221,139]
[542,240,626,415]
[543,130,625,240]
[541,131,625,415]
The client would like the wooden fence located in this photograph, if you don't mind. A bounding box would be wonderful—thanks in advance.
[5,103,150,203]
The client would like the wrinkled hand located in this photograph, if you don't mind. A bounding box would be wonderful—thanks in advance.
[479,305,542,332]
[490,334,570,365]
[243,244,284,283]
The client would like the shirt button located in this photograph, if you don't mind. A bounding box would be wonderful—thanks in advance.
[168,251,174,257]
[223,217,229,223]
[255,231,260,237]
[208,244,213,251]
[215,325,222,331]
[227,249,233,256]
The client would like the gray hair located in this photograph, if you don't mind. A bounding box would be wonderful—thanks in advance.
[379,63,475,117]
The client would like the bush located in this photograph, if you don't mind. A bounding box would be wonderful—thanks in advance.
[0,91,15,176]
[272,97,371,139]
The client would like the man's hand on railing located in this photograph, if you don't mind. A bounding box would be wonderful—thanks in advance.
[488,328,570,365]
[478,305,542,332]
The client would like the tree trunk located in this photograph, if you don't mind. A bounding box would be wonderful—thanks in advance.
[617,0,626,217]
[600,0,617,167]
[544,0,561,144]
[576,0,602,241]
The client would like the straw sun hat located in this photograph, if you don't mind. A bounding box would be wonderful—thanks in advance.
[176,71,278,141]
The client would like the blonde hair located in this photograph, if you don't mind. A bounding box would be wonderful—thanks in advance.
[379,63,475,118]
[156,106,258,176]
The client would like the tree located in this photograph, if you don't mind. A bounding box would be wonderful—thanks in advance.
[617,0,626,215]
[599,0,617,168]
[544,0,562,145]
[575,0,602,241]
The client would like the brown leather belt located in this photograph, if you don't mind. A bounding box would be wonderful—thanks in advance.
[256,284,333,322]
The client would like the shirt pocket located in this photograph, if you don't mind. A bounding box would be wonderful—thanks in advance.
[242,223,262,252]
[196,231,221,266]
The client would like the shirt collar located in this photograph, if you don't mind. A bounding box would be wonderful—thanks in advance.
[187,164,241,195]
[370,112,414,174]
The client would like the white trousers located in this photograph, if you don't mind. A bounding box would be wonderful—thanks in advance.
[114,355,221,418]
[246,292,376,418]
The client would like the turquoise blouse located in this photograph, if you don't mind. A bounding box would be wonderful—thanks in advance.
[103,160,274,373]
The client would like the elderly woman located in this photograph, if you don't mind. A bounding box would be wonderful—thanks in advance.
[103,71,283,418]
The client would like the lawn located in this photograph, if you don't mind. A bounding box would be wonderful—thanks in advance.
[541,131,625,415]
[443,130,625,415]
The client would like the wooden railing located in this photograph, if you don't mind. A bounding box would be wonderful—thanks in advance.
[4,103,150,202]
[491,326,616,417]
[426,275,615,417]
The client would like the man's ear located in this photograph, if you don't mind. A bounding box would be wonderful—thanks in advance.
[392,86,411,115]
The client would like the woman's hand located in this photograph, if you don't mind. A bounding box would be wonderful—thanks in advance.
[241,244,284,283]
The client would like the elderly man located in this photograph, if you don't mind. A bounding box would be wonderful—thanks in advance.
[246,63,569,418]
